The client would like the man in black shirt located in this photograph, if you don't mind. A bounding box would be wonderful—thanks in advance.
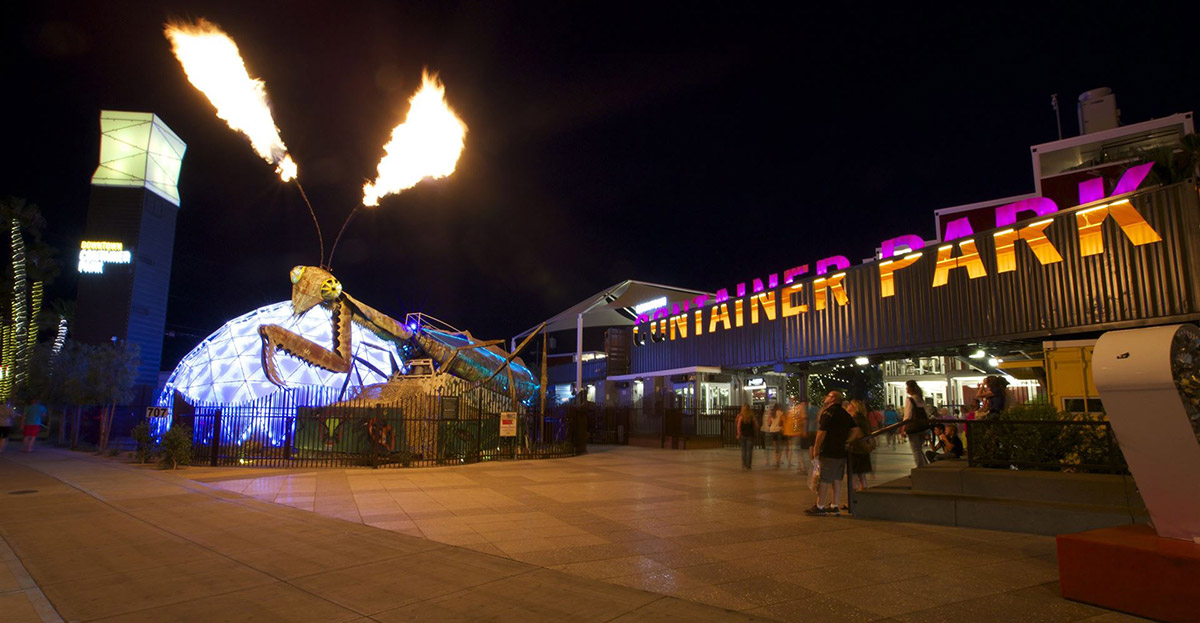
[804,390,861,516]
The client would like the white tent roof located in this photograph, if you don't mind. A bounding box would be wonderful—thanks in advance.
[513,280,711,341]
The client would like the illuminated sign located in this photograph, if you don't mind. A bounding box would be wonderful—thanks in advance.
[746,377,765,388]
[78,241,132,274]
[635,164,1164,345]
[632,297,667,315]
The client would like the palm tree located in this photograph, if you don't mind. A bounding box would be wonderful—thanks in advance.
[0,197,51,400]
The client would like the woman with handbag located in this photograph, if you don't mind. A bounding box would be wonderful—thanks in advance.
[903,380,931,467]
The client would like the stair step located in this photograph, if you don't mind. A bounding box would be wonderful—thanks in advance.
[853,486,1149,536]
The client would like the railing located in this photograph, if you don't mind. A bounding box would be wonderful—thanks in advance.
[153,392,584,469]
[849,416,1127,474]
[579,406,739,446]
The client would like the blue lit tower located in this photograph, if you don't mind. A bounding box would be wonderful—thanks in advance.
[74,111,186,392]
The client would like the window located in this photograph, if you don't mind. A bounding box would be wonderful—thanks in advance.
[1062,398,1104,413]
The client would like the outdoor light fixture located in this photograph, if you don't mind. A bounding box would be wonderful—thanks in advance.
[855,356,870,365]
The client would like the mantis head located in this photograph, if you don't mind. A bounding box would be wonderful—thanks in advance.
[288,265,343,315]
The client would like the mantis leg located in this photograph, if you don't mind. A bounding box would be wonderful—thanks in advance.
[259,299,355,386]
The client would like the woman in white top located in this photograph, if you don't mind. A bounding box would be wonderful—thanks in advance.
[903,380,930,467]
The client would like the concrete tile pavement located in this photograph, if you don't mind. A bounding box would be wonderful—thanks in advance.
[0,445,1152,622]
[0,450,768,622]
[188,444,1147,622]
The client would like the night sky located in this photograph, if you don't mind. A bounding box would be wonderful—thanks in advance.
[3,1,1199,369]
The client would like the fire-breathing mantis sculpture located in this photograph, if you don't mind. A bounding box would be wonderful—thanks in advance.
[259,265,541,404]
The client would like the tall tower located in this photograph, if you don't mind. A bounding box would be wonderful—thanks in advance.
[74,111,186,392]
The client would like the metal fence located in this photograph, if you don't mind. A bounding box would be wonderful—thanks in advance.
[574,406,739,446]
[152,389,584,469]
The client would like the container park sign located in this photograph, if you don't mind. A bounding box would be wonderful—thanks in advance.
[634,163,1168,346]
[78,240,132,274]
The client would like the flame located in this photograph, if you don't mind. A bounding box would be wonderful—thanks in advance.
[363,71,467,206]
[164,19,296,181]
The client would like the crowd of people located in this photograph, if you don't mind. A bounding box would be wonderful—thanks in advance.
[734,374,1010,517]
[0,398,46,454]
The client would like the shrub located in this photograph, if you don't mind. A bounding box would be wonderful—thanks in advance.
[131,421,157,464]
[971,403,1125,472]
[160,425,192,470]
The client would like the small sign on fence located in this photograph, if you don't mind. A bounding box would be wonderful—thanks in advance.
[146,406,168,419]
[500,412,517,437]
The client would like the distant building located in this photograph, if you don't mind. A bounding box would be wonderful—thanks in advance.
[74,111,186,395]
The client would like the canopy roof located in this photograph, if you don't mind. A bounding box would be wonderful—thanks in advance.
[514,280,711,341]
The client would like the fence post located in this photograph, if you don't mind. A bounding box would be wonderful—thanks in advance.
[210,409,221,467]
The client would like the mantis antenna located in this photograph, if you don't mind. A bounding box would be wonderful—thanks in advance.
[294,179,326,267]
[326,203,361,269]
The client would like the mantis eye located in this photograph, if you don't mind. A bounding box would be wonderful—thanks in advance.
[289,266,305,284]
[320,278,342,300]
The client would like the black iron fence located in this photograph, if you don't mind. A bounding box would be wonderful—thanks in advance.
[574,406,739,446]
[147,390,585,469]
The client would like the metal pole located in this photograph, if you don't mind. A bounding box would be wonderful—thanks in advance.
[575,313,583,399]
[1051,94,1063,141]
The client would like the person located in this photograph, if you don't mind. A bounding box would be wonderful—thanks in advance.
[756,404,769,450]
[926,423,964,462]
[784,402,807,473]
[735,405,757,470]
[847,399,875,491]
[903,380,930,467]
[981,375,1009,416]
[0,402,15,453]
[21,398,46,453]
[804,390,861,516]
[867,405,883,432]
[766,405,785,468]
[883,404,900,446]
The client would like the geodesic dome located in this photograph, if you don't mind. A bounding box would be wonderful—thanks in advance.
[159,301,403,407]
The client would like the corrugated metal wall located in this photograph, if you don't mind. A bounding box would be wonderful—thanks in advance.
[633,182,1200,372]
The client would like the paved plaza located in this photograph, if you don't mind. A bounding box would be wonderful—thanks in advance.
[1,445,1148,622]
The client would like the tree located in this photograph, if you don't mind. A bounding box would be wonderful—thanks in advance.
[1144,134,1200,186]
[87,341,140,450]
[0,197,55,401]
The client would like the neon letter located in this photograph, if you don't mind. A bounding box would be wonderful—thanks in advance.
[878,253,922,297]
[784,265,810,283]
[781,283,807,317]
[994,219,1063,273]
[943,217,975,243]
[995,197,1058,228]
[708,303,732,332]
[750,291,776,323]
[816,256,850,275]
[932,239,987,287]
[880,234,925,259]
[813,274,849,310]
[1079,162,1153,205]
[1076,199,1162,257]
[670,314,688,340]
